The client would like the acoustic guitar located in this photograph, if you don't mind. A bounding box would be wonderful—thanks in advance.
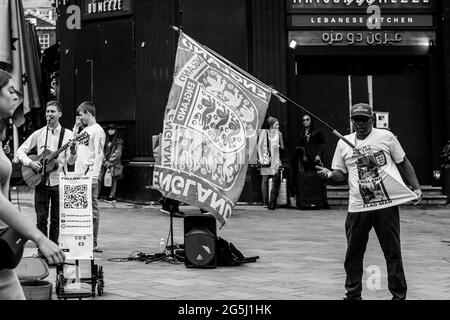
[21,132,89,187]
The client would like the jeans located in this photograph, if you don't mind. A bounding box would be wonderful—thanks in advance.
[344,206,407,300]
[92,182,99,248]
[34,185,60,244]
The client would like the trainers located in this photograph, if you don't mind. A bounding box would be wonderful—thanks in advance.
[105,196,116,203]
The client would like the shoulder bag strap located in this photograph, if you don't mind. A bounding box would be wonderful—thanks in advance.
[266,130,270,156]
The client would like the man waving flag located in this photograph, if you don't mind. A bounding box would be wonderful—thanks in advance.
[153,31,272,227]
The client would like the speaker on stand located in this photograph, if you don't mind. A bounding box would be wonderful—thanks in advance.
[184,215,217,268]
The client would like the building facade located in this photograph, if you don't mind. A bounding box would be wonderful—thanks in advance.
[56,0,450,203]
[23,0,57,51]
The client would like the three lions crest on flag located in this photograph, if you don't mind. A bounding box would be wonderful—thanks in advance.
[153,32,272,227]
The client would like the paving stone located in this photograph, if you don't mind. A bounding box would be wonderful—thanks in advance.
[14,190,450,300]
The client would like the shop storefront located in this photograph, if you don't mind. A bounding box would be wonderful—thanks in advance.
[284,0,445,186]
[57,0,450,202]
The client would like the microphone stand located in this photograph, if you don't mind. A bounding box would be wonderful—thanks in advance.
[36,119,51,260]
[166,201,184,262]
[41,120,51,185]
[145,199,184,264]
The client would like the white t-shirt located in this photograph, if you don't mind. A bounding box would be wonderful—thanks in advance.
[74,123,105,181]
[332,128,417,212]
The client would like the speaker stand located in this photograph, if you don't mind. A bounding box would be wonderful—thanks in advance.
[145,200,184,264]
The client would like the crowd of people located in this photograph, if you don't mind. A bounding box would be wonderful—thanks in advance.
[0,67,425,300]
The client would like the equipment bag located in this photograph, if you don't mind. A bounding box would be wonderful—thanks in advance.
[217,237,259,266]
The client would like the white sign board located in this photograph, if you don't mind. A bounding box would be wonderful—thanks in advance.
[375,112,389,129]
[59,173,93,260]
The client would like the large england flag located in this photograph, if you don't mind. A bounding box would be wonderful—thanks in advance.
[153,31,272,228]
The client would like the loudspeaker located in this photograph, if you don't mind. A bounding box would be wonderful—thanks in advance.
[184,215,217,268]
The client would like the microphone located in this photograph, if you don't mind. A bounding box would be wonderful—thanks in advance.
[46,118,55,134]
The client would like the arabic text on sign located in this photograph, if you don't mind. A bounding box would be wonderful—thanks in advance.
[321,31,402,45]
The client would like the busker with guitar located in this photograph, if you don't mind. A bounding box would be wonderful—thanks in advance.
[0,70,65,300]
[17,101,75,250]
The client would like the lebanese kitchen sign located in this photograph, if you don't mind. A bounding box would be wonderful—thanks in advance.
[82,0,133,20]
[289,14,433,28]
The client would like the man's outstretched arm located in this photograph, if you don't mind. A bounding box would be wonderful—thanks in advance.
[316,166,348,183]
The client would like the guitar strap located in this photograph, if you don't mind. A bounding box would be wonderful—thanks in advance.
[40,127,66,187]
[58,127,66,150]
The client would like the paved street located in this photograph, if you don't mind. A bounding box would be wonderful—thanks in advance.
[12,187,450,300]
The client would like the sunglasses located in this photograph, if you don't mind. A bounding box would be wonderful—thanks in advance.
[302,119,310,122]
[351,116,371,122]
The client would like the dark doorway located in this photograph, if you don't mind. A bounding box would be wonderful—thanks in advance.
[289,55,432,185]
[73,19,136,122]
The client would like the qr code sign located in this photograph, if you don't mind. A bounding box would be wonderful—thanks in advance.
[64,185,88,209]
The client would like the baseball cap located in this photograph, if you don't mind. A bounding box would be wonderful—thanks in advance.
[350,103,373,118]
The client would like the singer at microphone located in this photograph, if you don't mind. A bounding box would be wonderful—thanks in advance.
[16,101,75,246]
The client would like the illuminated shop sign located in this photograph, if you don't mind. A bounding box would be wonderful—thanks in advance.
[82,0,133,20]
[289,14,433,28]
[288,30,436,46]
[287,0,435,12]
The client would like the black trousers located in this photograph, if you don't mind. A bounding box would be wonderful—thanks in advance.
[34,185,60,244]
[344,206,407,300]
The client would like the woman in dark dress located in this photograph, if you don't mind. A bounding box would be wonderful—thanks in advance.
[292,114,329,209]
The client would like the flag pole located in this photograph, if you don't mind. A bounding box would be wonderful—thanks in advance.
[170,26,355,149]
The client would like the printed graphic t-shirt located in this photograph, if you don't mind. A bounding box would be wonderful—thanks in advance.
[331,128,418,213]
[74,123,105,181]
